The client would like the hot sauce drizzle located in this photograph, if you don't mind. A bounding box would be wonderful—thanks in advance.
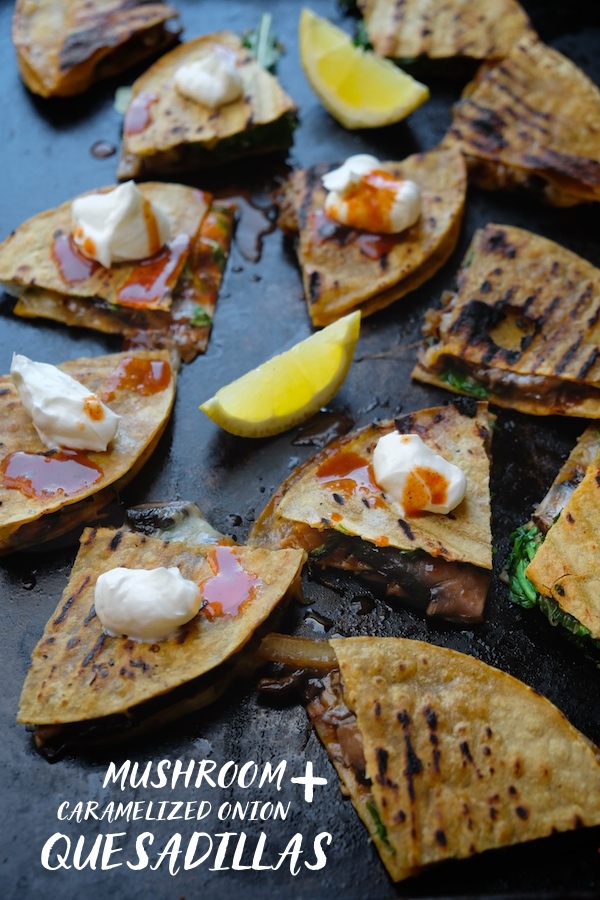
[124,91,158,135]
[103,356,171,397]
[316,451,385,509]
[116,233,190,307]
[402,467,450,517]
[52,232,99,283]
[200,546,260,619]
[1,450,103,499]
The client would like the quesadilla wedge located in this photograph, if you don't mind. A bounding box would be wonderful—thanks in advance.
[0,183,233,362]
[12,0,181,98]
[505,424,600,663]
[18,526,305,757]
[278,145,466,326]
[446,35,600,206]
[355,0,534,67]
[0,349,176,555]
[413,224,600,417]
[250,401,494,623]
[259,634,600,882]
[117,32,297,180]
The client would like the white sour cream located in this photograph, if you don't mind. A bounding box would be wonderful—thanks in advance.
[71,180,170,269]
[94,567,202,642]
[372,432,466,516]
[10,354,120,452]
[322,154,422,234]
[174,47,243,109]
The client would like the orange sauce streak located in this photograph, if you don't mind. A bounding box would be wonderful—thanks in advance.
[316,451,385,509]
[116,233,189,308]
[341,169,399,233]
[124,91,158,135]
[103,356,171,397]
[402,467,450,517]
[52,233,99,283]
[200,546,260,619]
[1,450,103,499]
[82,396,105,422]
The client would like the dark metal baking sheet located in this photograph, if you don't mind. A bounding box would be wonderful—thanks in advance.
[1,1,600,897]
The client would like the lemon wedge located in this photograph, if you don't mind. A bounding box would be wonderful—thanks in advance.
[200,311,361,437]
[299,7,429,129]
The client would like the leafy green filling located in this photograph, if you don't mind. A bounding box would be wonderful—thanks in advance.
[354,20,372,50]
[438,366,490,400]
[191,307,212,327]
[242,13,282,71]
[366,801,395,855]
[506,524,600,663]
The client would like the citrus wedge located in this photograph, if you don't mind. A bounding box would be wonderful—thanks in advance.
[299,7,429,129]
[200,311,361,437]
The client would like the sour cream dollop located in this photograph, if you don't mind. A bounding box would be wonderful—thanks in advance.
[322,154,422,234]
[71,180,170,269]
[174,47,243,109]
[10,354,120,452]
[372,432,466,516]
[94,567,202,642]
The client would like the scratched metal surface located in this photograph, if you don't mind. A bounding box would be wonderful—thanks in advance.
[1,0,600,897]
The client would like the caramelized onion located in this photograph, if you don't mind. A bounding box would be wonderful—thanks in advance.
[258,633,337,669]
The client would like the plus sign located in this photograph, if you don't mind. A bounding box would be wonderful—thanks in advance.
[291,761,328,803]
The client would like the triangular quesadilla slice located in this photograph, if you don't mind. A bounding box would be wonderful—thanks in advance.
[18,526,305,756]
[0,350,176,555]
[117,32,297,180]
[0,183,233,362]
[12,0,181,98]
[446,35,600,206]
[278,145,466,326]
[413,224,600,417]
[505,424,600,661]
[251,402,493,622]
[266,636,600,882]
[357,0,534,65]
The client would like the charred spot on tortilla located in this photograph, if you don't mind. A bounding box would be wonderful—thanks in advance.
[250,403,494,624]
[446,35,600,206]
[117,32,297,180]
[0,350,176,555]
[0,183,233,363]
[277,145,466,326]
[12,0,181,98]
[413,224,600,417]
[259,634,600,883]
[17,527,306,757]
[505,424,600,662]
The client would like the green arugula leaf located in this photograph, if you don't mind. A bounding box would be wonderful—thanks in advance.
[438,366,490,400]
[242,13,282,71]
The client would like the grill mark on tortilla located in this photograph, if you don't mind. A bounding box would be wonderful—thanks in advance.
[435,829,447,847]
[397,519,415,540]
[83,605,96,626]
[554,337,583,375]
[81,632,107,667]
[397,709,423,801]
[477,74,551,135]
[308,271,321,303]
[53,575,91,625]
[578,348,600,380]
[109,531,124,552]
[569,283,593,319]
[464,102,508,151]
[522,149,600,186]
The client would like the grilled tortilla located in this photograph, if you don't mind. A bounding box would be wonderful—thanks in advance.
[18,527,305,756]
[0,350,176,555]
[251,402,493,623]
[413,224,600,417]
[0,183,233,362]
[446,35,600,206]
[117,32,297,179]
[357,0,534,65]
[279,146,466,326]
[292,636,600,882]
[12,0,180,98]
[506,425,600,660]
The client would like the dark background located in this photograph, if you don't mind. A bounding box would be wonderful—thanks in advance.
[1,0,600,897]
